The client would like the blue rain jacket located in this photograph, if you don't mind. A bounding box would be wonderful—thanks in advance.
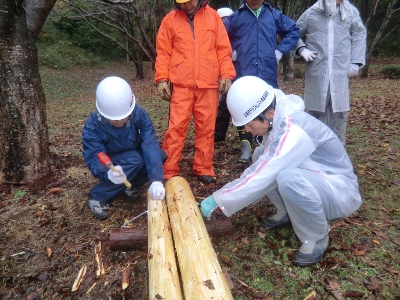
[224,1,300,87]
[82,106,164,183]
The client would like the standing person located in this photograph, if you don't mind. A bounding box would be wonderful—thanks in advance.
[214,6,235,143]
[155,0,236,184]
[222,0,300,164]
[295,0,366,145]
[82,77,167,220]
[201,76,362,266]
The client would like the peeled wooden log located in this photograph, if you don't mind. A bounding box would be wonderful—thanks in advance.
[166,176,233,300]
[109,216,232,251]
[147,191,183,300]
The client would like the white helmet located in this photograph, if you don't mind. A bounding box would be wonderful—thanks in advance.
[227,76,275,126]
[96,76,136,120]
[217,7,234,18]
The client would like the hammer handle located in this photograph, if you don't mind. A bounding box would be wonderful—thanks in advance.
[107,163,132,188]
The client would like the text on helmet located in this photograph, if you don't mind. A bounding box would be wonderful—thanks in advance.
[243,90,269,118]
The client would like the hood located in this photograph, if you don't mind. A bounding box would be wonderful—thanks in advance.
[317,0,349,20]
[272,89,305,130]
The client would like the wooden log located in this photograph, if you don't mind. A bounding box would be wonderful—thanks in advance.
[109,216,232,251]
[147,191,183,300]
[109,227,148,251]
[166,176,234,300]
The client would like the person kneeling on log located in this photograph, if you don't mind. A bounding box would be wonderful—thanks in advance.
[82,76,167,220]
[200,76,362,267]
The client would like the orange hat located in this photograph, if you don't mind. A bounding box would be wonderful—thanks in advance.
[176,0,190,3]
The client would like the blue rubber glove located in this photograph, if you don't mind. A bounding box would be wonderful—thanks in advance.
[201,195,218,221]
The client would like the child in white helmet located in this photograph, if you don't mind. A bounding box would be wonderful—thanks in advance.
[82,76,166,220]
[201,76,362,266]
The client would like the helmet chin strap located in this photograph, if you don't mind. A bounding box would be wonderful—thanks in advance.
[257,95,276,133]
[258,113,273,133]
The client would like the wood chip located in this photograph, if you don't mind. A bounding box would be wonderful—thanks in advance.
[71,265,86,292]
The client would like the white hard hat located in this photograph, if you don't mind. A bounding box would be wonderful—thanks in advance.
[217,7,234,18]
[227,76,275,126]
[96,76,136,120]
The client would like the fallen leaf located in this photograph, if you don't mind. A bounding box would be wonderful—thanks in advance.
[257,231,266,239]
[46,247,53,259]
[363,276,380,291]
[303,290,316,300]
[372,239,380,245]
[48,187,62,193]
[222,266,235,289]
[219,253,232,266]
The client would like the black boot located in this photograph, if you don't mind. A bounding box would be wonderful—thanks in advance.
[237,126,253,164]
[214,94,230,142]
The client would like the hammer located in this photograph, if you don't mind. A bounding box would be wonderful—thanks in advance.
[97,152,135,197]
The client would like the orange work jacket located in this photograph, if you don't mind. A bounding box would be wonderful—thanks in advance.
[155,4,236,88]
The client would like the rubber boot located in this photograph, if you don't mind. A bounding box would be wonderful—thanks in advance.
[237,126,252,164]
[214,94,230,141]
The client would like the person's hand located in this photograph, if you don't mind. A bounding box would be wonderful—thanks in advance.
[107,165,127,184]
[348,64,360,77]
[299,48,317,61]
[200,195,218,221]
[157,80,171,101]
[149,181,165,200]
[219,78,232,94]
[275,49,283,65]
[232,50,237,62]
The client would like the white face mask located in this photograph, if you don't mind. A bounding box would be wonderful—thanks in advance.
[324,0,337,15]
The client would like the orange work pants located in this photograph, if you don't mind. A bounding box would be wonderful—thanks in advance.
[162,86,218,178]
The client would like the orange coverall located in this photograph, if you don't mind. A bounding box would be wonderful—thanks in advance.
[155,1,235,178]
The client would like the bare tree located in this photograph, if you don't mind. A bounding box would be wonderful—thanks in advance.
[360,0,400,77]
[0,0,56,183]
[63,0,169,78]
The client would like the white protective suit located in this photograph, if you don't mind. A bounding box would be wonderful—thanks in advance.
[295,0,366,113]
[213,89,362,242]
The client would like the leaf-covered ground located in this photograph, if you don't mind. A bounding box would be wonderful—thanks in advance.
[0,59,399,299]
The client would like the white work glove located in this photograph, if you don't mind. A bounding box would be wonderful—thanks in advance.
[232,50,237,62]
[348,64,360,77]
[157,80,171,101]
[299,48,317,61]
[107,165,127,184]
[275,49,283,65]
[149,181,165,200]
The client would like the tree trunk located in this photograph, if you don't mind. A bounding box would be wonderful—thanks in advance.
[361,56,369,78]
[283,51,295,81]
[0,0,55,183]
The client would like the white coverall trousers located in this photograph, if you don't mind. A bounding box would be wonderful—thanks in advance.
[308,85,348,145]
[266,168,345,244]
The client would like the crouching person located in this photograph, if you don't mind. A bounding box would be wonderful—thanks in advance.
[201,76,362,266]
[82,76,167,220]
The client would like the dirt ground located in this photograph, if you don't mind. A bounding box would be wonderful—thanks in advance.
[1,58,399,299]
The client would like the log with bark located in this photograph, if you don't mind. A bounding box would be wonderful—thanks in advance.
[165,176,234,299]
[147,191,183,299]
[109,213,232,251]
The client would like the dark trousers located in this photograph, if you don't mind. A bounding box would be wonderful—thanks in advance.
[89,149,167,203]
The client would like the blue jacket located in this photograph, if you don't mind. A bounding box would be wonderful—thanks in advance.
[82,106,164,182]
[224,1,300,87]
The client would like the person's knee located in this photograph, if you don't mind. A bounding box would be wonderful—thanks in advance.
[276,169,314,202]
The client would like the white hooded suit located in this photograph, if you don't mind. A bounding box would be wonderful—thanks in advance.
[213,89,362,243]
